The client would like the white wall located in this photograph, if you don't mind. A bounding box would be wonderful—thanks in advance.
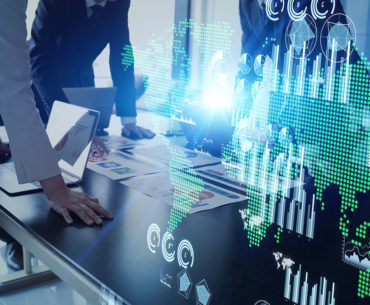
[211,0,242,61]
[189,0,242,88]
[26,0,39,39]
[90,0,176,86]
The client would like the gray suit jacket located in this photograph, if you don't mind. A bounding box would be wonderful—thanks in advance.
[0,0,60,183]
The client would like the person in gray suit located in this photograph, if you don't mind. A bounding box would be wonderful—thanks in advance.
[0,0,113,270]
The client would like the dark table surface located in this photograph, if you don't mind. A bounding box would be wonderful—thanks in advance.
[0,113,368,305]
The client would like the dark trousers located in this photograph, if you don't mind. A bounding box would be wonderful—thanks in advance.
[0,227,14,244]
[31,84,50,124]
[1,85,50,126]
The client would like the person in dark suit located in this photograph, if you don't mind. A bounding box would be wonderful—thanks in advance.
[239,0,274,56]
[29,0,154,139]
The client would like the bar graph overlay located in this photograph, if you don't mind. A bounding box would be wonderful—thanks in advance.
[284,266,336,305]
[273,178,316,239]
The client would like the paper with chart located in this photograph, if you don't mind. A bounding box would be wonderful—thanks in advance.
[121,171,243,214]
[88,152,159,180]
[196,163,248,192]
[54,112,95,167]
[99,135,140,150]
[0,126,9,143]
[121,144,221,168]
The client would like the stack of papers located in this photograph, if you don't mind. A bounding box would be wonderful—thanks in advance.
[88,137,246,213]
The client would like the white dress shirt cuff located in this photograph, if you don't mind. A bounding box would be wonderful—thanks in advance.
[121,117,137,125]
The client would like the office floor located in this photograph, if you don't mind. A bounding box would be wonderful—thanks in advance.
[0,241,91,305]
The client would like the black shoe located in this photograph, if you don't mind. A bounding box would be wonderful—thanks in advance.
[0,142,11,164]
[6,241,23,271]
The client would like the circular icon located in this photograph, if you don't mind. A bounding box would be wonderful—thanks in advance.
[235,79,251,100]
[279,127,294,148]
[239,53,253,74]
[265,0,285,22]
[147,223,161,254]
[287,0,307,21]
[266,124,279,145]
[320,13,357,63]
[177,239,194,269]
[240,138,254,154]
[285,15,318,59]
[254,301,271,305]
[207,51,234,88]
[232,118,256,154]
[162,232,175,262]
[251,81,261,100]
[311,0,335,20]
[253,55,266,77]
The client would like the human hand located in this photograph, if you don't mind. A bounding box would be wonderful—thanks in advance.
[40,175,113,225]
[121,124,155,139]
[92,136,109,156]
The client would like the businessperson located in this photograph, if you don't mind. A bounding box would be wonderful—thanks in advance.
[29,0,155,139]
[0,0,113,270]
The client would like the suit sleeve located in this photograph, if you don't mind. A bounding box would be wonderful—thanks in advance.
[109,1,137,118]
[29,0,68,108]
[0,0,60,183]
[239,0,254,54]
